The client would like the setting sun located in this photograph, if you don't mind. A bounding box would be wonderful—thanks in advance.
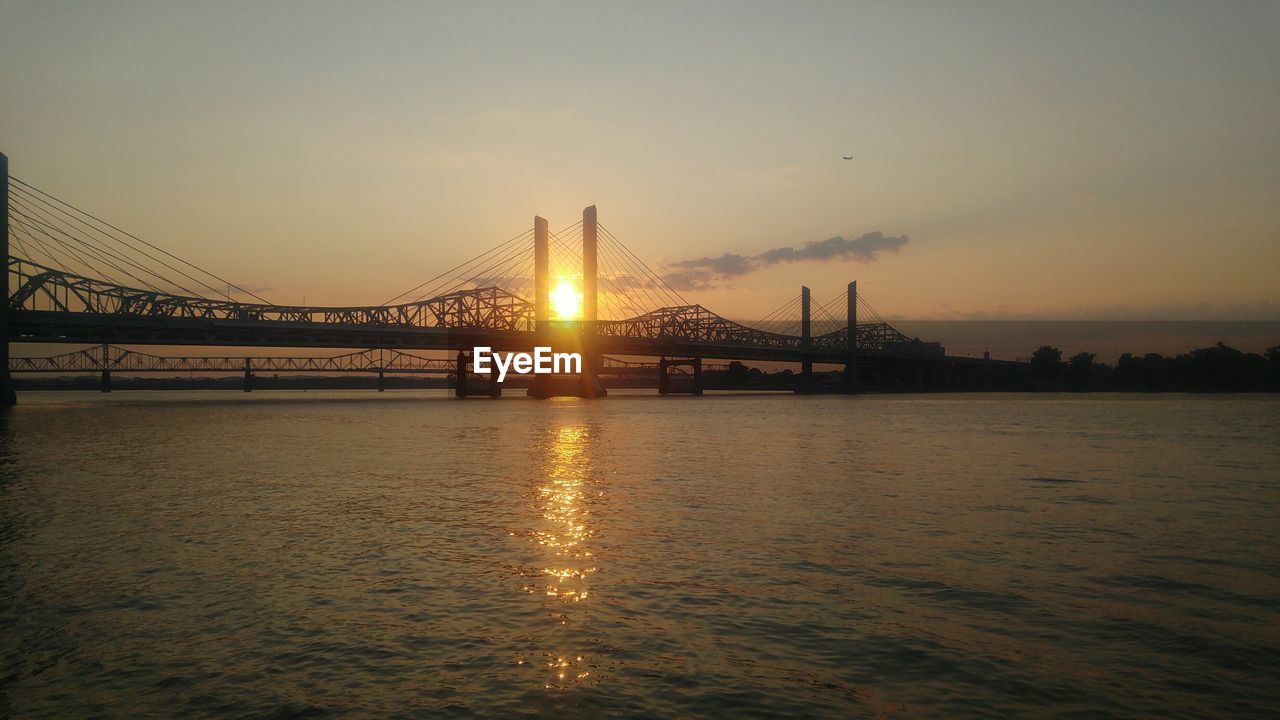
[550,279,582,320]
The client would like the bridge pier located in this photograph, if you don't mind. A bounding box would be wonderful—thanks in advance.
[455,350,501,397]
[845,280,862,393]
[244,358,253,392]
[377,370,384,392]
[796,285,814,394]
[1,152,15,406]
[579,206,606,398]
[455,350,468,397]
[527,207,605,399]
[527,215,558,399]
[658,357,703,395]
[99,343,111,393]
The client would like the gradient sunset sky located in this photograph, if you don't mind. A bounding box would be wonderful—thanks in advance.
[2,1,1277,320]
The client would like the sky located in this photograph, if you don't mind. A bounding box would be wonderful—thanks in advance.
[2,0,1278,322]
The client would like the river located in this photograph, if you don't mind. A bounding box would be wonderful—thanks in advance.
[1,391,1277,717]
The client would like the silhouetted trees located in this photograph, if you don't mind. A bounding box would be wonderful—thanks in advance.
[1030,341,1279,392]
[1029,345,1063,389]
[696,341,1278,392]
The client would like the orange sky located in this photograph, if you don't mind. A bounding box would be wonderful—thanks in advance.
[2,2,1277,321]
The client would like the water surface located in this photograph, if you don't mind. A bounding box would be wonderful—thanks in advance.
[2,391,1277,717]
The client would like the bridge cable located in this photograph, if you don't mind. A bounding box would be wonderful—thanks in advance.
[596,230,683,312]
[386,227,533,305]
[597,224,691,307]
[8,193,195,294]
[600,237,669,314]
[593,229,655,318]
[593,240,652,319]
[597,228,687,310]
[394,227,531,303]
[11,184,237,300]
[595,235,668,316]
[416,227,537,302]
[11,179,271,303]
[597,224,690,307]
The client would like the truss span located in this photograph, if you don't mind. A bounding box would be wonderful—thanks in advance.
[7,258,536,331]
[8,344,730,377]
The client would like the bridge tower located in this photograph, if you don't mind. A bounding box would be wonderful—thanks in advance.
[797,285,814,393]
[528,207,606,398]
[527,215,557,397]
[99,343,111,393]
[1,152,15,406]
[534,215,550,328]
[846,280,862,393]
[579,205,606,397]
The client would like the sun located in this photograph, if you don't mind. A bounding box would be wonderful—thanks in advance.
[550,279,583,320]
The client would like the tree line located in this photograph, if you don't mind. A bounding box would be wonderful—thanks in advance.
[1029,342,1280,392]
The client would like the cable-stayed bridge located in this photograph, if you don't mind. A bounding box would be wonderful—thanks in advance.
[2,152,1001,402]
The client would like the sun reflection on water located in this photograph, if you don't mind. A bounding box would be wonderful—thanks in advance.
[517,423,600,689]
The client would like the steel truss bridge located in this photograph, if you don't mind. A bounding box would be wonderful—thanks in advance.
[1,151,994,401]
[9,344,726,380]
[6,255,934,363]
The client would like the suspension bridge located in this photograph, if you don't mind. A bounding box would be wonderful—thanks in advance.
[1,151,1009,403]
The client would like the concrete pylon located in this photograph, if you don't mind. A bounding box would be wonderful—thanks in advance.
[534,216,549,328]
[527,216,557,397]
[657,357,703,395]
[100,343,111,393]
[1,152,15,406]
[455,350,468,397]
[797,285,813,393]
[578,205,606,397]
[846,280,862,393]
[531,207,605,398]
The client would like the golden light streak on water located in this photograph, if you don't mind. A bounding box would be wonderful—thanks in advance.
[528,423,598,689]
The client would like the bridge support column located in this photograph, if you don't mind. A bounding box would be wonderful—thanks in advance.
[797,285,814,394]
[658,357,703,395]
[455,350,468,397]
[243,358,253,392]
[100,343,111,393]
[530,207,605,398]
[845,280,862,394]
[456,350,501,397]
[377,370,384,392]
[527,215,558,398]
[534,216,550,327]
[578,205,606,398]
[1,152,15,406]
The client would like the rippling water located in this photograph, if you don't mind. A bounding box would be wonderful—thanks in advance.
[1,391,1278,718]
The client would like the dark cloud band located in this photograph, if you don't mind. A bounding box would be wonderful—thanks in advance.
[663,232,909,290]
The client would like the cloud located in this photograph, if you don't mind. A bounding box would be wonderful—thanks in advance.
[230,283,273,297]
[662,232,909,290]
